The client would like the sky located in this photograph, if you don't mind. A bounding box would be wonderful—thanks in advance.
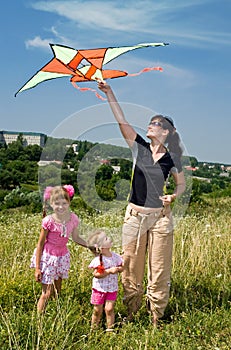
[1,0,231,164]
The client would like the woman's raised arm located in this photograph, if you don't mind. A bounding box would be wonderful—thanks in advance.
[98,82,137,147]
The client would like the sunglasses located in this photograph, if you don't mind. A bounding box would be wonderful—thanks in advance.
[149,121,163,127]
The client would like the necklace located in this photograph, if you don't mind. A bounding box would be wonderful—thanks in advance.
[60,222,67,237]
[51,214,69,237]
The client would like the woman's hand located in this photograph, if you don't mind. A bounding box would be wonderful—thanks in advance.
[159,194,176,205]
[97,81,111,94]
[88,245,98,255]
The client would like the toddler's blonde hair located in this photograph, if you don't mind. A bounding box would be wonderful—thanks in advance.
[87,230,108,251]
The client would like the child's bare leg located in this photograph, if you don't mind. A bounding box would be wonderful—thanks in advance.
[91,304,103,329]
[54,278,62,295]
[105,300,115,329]
[37,284,54,313]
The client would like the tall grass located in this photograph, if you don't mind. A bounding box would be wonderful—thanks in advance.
[0,200,230,349]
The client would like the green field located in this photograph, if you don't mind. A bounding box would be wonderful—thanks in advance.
[0,200,230,349]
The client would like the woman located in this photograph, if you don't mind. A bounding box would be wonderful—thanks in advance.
[98,82,186,326]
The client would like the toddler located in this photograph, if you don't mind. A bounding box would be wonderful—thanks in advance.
[88,230,123,331]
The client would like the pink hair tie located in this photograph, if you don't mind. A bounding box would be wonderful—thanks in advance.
[63,184,75,198]
[43,186,53,201]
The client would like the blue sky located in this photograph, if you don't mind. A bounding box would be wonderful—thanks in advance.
[1,0,231,164]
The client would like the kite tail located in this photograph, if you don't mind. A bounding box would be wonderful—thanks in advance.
[71,82,106,101]
[128,66,163,77]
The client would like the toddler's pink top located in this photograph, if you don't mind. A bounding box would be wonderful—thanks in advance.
[89,252,123,292]
[42,213,79,257]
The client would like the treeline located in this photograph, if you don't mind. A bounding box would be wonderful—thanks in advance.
[0,134,132,212]
[0,134,230,212]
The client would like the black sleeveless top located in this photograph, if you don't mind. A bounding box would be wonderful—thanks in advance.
[128,134,182,208]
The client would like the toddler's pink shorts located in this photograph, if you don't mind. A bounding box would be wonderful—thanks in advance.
[91,289,117,305]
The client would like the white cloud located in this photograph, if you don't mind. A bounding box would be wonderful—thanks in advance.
[25,27,75,50]
[28,0,231,49]
[25,36,51,49]
[31,0,202,28]
[31,1,148,31]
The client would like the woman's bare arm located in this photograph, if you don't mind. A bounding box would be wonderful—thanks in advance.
[98,82,137,147]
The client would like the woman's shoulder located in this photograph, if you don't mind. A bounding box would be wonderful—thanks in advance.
[135,133,149,146]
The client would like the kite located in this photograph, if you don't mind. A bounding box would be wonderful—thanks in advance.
[15,42,168,99]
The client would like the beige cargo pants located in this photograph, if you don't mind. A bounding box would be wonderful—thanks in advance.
[122,204,174,319]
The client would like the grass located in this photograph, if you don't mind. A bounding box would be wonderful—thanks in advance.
[0,200,230,349]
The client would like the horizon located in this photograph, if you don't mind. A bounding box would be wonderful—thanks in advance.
[1,127,230,166]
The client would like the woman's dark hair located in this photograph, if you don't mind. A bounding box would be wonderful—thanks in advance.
[151,115,183,157]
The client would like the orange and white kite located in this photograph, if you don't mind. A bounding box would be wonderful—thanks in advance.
[15,42,168,99]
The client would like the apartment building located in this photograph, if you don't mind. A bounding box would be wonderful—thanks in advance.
[0,130,46,147]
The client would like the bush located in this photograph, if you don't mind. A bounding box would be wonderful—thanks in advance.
[1,187,42,212]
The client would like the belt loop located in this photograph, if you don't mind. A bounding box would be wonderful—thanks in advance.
[130,208,138,217]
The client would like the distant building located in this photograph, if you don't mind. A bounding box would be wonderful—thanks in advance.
[100,159,110,165]
[111,165,120,173]
[37,160,63,166]
[184,165,198,171]
[66,143,79,154]
[219,172,229,178]
[0,130,46,147]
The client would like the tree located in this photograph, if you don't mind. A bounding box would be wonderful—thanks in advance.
[24,144,42,161]
[0,169,20,189]
[38,164,62,188]
[5,140,24,160]
[95,164,114,181]
[118,159,132,180]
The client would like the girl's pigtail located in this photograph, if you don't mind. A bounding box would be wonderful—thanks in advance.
[97,253,105,274]
[42,186,53,218]
[42,201,47,218]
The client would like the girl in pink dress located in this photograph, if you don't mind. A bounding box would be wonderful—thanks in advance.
[31,185,88,313]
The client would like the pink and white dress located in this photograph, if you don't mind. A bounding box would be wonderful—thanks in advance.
[30,212,79,284]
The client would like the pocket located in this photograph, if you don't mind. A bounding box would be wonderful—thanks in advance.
[123,214,140,236]
[122,208,140,245]
[124,206,132,223]
[155,206,174,234]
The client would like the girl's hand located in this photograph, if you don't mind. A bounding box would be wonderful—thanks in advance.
[35,268,42,283]
[107,267,119,274]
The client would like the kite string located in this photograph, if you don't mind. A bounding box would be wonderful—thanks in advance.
[71,82,106,101]
[71,67,163,99]
[127,66,163,76]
